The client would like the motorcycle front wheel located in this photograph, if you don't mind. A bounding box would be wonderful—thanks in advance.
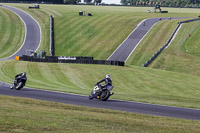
[89,94,94,100]
[16,82,24,90]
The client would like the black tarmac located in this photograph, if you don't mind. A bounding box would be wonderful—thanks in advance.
[0,82,200,120]
[108,17,188,62]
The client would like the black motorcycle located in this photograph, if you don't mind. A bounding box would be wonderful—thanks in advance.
[10,75,27,90]
[89,84,114,101]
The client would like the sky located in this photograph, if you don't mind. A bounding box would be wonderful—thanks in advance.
[102,0,121,4]
[81,0,121,4]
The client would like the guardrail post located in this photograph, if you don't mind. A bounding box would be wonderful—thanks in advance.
[50,15,54,56]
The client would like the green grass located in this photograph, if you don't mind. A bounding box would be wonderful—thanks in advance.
[0,6,24,58]
[3,4,200,59]
[148,21,200,76]
[0,5,200,132]
[126,17,200,76]
[1,95,200,133]
[126,19,180,66]
[0,4,199,108]
[1,60,200,109]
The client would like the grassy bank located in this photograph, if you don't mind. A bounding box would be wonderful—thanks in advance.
[126,17,200,76]
[149,21,200,76]
[126,19,180,66]
[0,95,200,133]
[0,6,24,58]
[4,4,200,59]
[1,60,200,109]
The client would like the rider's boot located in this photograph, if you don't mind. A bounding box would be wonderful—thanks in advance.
[10,85,13,89]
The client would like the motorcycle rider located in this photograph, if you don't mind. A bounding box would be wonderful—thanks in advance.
[95,74,112,91]
[10,72,27,89]
[89,74,114,100]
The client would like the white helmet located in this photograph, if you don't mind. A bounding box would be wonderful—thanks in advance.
[106,74,110,78]
[22,72,26,76]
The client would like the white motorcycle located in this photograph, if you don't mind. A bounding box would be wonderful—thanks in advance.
[89,84,114,101]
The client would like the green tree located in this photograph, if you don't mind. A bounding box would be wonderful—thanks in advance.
[94,0,102,5]
[130,0,137,6]
[64,0,80,4]
[84,0,92,4]
[121,0,129,5]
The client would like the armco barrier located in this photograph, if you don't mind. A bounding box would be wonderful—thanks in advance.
[19,55,124,66]
[50,15,54,56]
[143,18,200,67]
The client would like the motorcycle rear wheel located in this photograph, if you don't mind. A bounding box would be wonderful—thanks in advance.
[100,90,110,101]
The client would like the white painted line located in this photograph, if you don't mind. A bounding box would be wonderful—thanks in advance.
[125,21,159,62]
[8,5,42,53]
[1,5,41,59]
[107,19,147,60]
[2,6,27,60]
[166,24,182,49]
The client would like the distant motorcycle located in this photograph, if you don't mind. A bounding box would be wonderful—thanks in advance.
[89,84,114,101]
[10,73,27,90]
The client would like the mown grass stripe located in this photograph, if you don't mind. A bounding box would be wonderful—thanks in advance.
[0,8,11,50]
[45,63,76,89]
[148,21,200,76]
[55,15,111,56]
[59,64,90,91]
[72,14,121,56]
[91,17,141,59]
[0,7,24,58]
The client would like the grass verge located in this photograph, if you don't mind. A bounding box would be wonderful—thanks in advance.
[149,21,200,76]
[0,6,24,58]
[0,95,200,133]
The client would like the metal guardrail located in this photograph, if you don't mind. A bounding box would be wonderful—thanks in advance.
[50,15,54,56]
[142,18,200,67]
[19,55,125,66]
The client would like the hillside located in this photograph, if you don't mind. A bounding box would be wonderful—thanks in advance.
[0,4,200,108]
[1,4,200,130]
[0,6,24,58]
[149,21,200,76]
[6,4,200,60]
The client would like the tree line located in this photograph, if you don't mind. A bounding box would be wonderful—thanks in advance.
[0,0,102,4]
[64,0,102,5]
[120,0,200,7]
[1,0,199,7]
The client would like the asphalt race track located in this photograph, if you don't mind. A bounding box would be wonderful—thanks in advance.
[0,5,41,60]
[1,82,200,120]
[108,17,189,62]
[0,6,200,120]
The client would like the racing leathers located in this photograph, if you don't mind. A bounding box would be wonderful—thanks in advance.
[96,77,112,90]
[15,73,27,81]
